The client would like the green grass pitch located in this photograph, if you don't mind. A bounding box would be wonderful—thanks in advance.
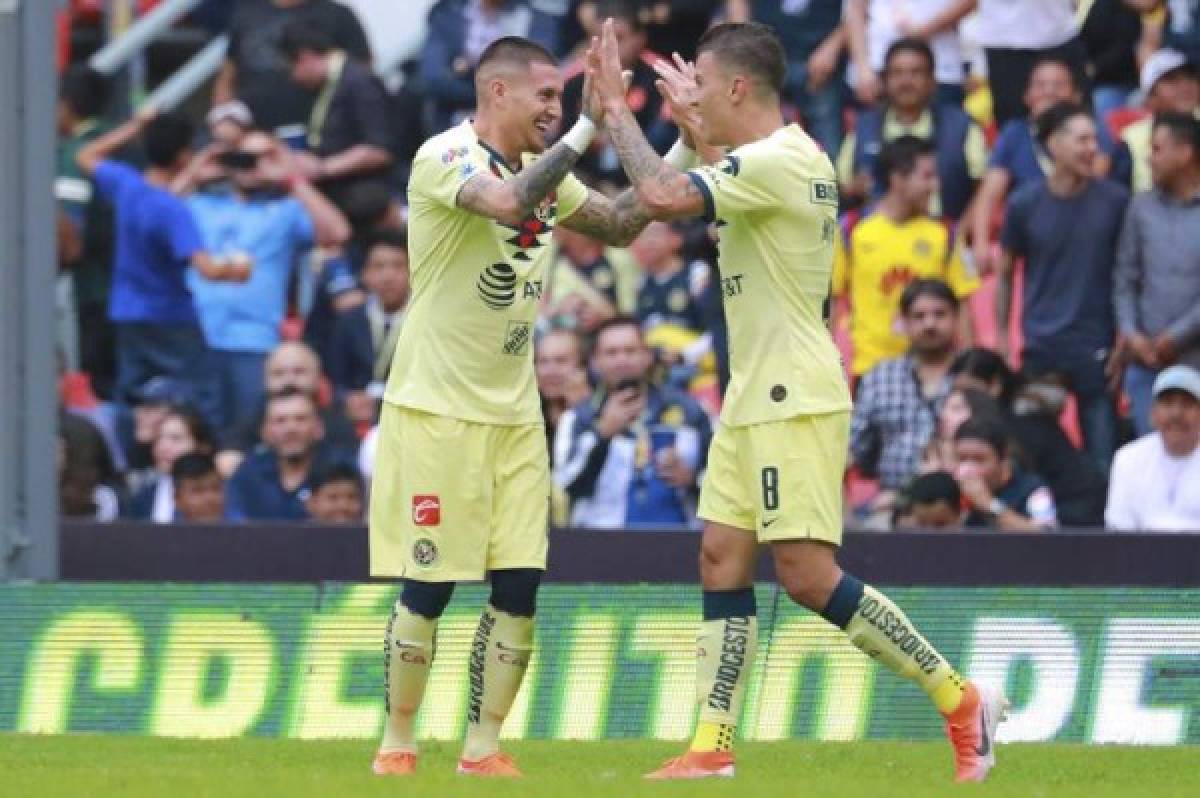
[5,735,1199,797]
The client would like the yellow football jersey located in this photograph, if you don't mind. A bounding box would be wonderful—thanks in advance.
[831,212,979,376]
[687,124,851,426]
[384,121,588,424]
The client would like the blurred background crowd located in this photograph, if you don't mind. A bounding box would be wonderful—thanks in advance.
[55,0,1200,531]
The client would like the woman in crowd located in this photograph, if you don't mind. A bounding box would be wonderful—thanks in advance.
[127,407,215,522]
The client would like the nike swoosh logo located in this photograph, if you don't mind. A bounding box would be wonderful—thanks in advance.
[762,518,778,528]
[496,641,530,654]
[975,702,991,757]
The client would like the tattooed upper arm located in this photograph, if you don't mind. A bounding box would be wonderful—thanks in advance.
[456,139,585,227]
[560,188,654,247]
[455,172,523,225]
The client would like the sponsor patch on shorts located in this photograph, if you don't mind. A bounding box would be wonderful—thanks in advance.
[412,494,441,526]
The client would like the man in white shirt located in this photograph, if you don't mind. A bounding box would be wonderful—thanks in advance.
[1106,365,1200,531]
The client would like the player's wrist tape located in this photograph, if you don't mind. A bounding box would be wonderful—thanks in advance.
[665,138,698,170]
[562,115,597,155]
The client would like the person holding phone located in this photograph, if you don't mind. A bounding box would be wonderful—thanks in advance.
[553,315,712,528]
[181,131,351,431]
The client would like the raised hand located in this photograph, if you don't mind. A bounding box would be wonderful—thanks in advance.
[587,18,630,120]
[582,34,633,127]
[653,53,704,149]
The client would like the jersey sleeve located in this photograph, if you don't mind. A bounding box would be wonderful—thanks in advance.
[686,147,791,222]
[555,170,589,221]
[409,142,489,209]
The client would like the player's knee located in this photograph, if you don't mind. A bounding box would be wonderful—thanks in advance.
[782,578,827,612]
[400,579,455,620]
[489,568,542,618]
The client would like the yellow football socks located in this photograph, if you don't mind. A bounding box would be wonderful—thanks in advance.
[380,601,436,753]
[461,606,534,762]
[843,585,966,715]
[689,615,757,753]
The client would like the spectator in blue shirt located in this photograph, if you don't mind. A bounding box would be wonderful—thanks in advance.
[554,316,712,528]
[969,56,1081,272]
[183,131,350,431]
[225,387,356,521]
[76,109,247,430]
[997,103,1130,474]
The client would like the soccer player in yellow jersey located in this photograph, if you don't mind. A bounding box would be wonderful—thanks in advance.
[587,19,1008,782]
[832,135,979,378]
[369,37,657,778]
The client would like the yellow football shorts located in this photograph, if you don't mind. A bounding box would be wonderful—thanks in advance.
[697,411,850,545]
[369,403,549,581]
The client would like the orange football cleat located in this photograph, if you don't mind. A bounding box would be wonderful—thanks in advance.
[371,750,417,776]
[456,751,524,778]
[944,682,1009,783]
[644,750,735,780]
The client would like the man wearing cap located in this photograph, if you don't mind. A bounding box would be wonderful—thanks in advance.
[1106,365,1200,531]
[1111,48,1200,192]
[1114,111,1200,436]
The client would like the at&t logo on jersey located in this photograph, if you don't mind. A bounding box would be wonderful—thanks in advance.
[412,495,441,526]
[477,262,517,309]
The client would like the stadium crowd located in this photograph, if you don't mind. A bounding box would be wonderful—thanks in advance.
[55,0,1200,531]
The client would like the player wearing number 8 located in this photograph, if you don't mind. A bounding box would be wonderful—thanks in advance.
[586,17,1008,782]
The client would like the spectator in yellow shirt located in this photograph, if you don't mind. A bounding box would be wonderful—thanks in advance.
[833,135,979,378]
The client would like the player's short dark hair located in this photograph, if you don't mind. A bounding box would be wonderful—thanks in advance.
[697,22,786,96]
[878,135,936,184]
[1035,102,1091,148]
[883,37,935,75]
[365,228,409,258]
[264,385,321,416]
[593,0,642,30]
[310,462,364,494]
[172,452,218,485]
[60,64,110,119]
[279,21,334,60]
[899,278,958,315]
[143,111,194,167]
[907,470,961,508]
[477,36,558,73]
[949,347,1023,407]
[1153,111,1200,162]
[591,314,644,348]
[954,416,1010,458]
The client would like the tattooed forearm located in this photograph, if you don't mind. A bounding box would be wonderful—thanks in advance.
[511,140,583,215]
[612,189,654,243]
[606,105,704,219]
[561,188,654,246]
[607,106,674,187]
